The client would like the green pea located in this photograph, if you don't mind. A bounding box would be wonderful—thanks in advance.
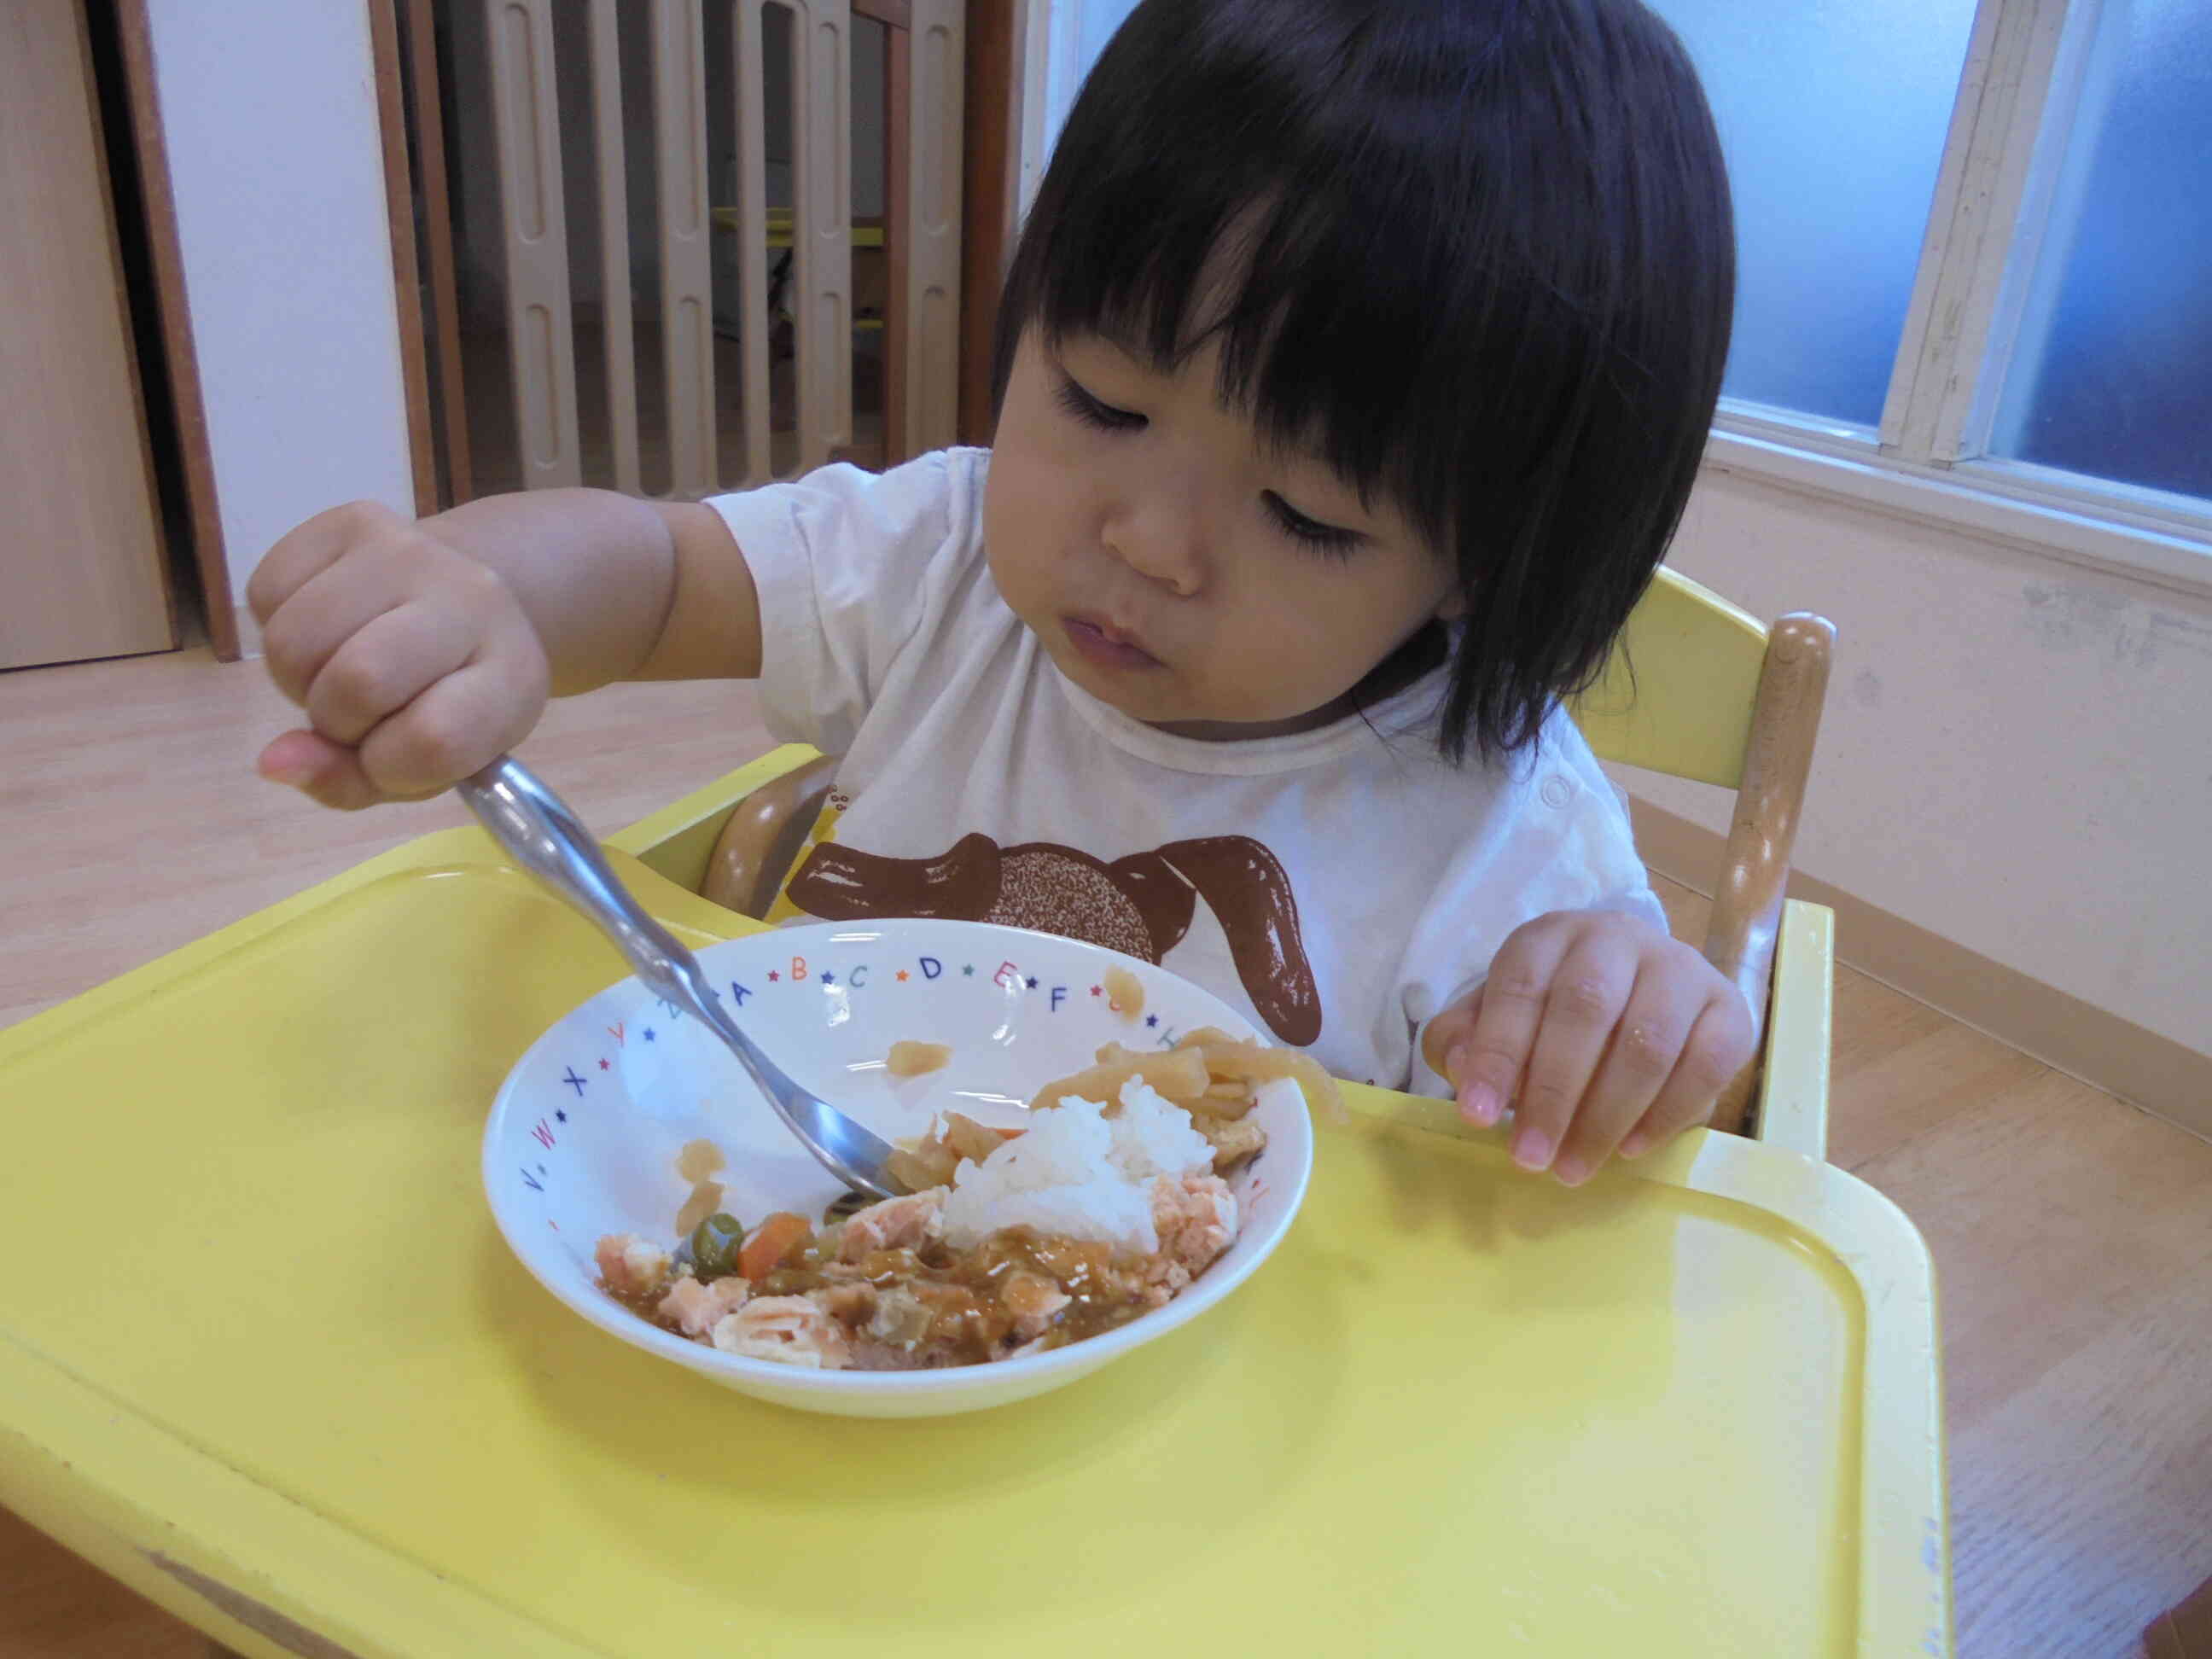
[690,1213,746,1278]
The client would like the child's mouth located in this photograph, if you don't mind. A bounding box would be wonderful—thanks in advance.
[1062,615,1161,671]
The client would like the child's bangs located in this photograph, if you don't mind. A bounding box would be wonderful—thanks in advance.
[1024,180,1466,544]
[994,0,1609,559]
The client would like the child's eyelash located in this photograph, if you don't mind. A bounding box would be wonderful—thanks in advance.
[1054,370,1358,556]
[1054,375,1146,432]
[1262,492,1361,556]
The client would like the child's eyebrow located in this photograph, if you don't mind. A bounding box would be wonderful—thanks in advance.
[1098,317,1160,360]
[1062,323,1377,518]
[1255,430,1372,512]
[1058,311,1165,366]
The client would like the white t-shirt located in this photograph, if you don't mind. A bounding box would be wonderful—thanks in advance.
[706,448,1662,1095]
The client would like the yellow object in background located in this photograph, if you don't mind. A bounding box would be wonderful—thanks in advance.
[1570,565,1769,788]
[711,204,888,250]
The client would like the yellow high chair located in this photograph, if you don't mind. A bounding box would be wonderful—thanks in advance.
[2,571,1954,1658]
[669,566,1837,1155]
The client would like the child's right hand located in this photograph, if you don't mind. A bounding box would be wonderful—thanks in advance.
[247,501,552,811]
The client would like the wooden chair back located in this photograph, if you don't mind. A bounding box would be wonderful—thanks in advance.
[1569,568,1837,1128]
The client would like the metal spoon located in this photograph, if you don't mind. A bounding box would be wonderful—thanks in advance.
[457,754,906,1201]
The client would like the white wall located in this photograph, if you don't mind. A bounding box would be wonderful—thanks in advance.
[1637,470,2212,1058]
[146,0,415,614]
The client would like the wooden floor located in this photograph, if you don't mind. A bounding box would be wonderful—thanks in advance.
[3,643,2206,1658]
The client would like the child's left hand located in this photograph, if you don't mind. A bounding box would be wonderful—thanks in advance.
[1423,910,1755,1185]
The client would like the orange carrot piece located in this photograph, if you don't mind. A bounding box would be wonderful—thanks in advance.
[738,1212,812,1281]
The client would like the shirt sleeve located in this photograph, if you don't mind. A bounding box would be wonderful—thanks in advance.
[701,449,976,757]
[1394,721,1668,1098]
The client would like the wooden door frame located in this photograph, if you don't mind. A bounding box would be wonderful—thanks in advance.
[367,0,443,516]
[113,0,236,659]
[958,0,1022,446]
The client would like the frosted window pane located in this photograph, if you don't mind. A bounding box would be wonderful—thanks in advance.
[1075,0,1143,71]
[1989,1,2212,504]
[1651,0,1978,427]
[1041,0,1144,159]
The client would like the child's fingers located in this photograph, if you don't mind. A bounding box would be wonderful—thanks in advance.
[259,549,420,710]
[256,728,338,788]
[1507,935,1638,1174]
[1616,992,1756,1158]
[257,730,395,812]
[1423,997,1481,1100]
[1549,965,1706,1185]
[245,499,405,630]
[305,601,483,748]
[1442,924,1574,1132]
[354,650,546,799]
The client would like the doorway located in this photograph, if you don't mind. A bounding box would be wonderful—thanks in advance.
[378,0,981,514]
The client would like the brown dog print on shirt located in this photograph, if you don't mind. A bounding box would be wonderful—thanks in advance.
[783,834,1324,1045]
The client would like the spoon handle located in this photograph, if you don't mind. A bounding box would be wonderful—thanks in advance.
[457,756,901,1199]
[458,757,709,1006]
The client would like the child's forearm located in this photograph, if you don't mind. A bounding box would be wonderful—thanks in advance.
[413,488,688,696]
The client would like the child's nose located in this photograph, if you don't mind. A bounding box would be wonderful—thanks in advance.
[1102,499,1206,597]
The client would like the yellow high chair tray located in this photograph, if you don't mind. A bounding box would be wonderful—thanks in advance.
[0,760,1952,1658]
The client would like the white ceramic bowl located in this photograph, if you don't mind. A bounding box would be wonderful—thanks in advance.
[484,919,1313,1417]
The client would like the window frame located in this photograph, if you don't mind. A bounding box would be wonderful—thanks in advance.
[1717,0,2212,594]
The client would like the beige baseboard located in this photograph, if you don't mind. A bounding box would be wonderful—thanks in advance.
[1629,797,2212,1140]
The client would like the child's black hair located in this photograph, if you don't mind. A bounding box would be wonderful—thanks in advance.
[991,0,1734,763]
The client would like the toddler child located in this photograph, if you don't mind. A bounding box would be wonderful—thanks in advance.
[249,0,1751,1185]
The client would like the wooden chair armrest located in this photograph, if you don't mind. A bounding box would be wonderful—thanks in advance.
[608,744,830,896]
[1704,612,1835,1135]
[700,752,839,918]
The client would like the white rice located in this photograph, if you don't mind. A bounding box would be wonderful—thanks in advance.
[938,1079,1217,1254]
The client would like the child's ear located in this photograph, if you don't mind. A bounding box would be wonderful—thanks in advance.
[1435,587,1468,621]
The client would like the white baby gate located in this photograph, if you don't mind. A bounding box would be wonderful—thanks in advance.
[479,0,964,497]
